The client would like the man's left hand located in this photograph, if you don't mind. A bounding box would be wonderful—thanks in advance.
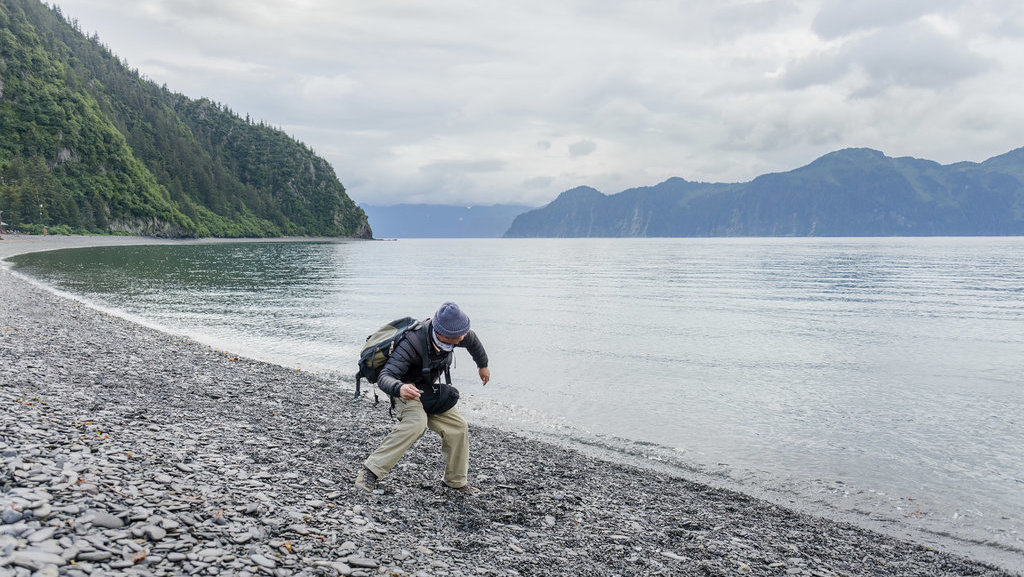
[479,367,490,386]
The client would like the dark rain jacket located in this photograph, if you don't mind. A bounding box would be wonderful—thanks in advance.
[377,319,488,414]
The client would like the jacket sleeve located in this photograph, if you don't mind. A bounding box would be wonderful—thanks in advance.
[377,333,423,397]
[458,330,488,368]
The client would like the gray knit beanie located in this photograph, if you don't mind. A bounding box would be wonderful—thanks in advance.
[433,302,471,338]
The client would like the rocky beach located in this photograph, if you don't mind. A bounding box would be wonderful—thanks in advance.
[1,236,1018,577]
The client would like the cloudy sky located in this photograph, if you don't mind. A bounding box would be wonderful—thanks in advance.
[50,0,1024,207]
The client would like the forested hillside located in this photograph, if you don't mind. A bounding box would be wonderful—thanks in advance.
[0,0,370,237]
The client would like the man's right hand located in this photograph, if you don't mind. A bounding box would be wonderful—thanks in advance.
[399,383,421,400]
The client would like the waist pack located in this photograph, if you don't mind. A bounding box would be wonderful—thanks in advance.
[421,380,459,415]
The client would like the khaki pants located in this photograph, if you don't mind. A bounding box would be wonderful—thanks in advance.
[363,398,470,488]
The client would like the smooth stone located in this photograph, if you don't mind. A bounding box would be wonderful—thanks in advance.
[250,553,276,568]
[346,557,379,568]
[77,551,113,562]
[143,525,168,541]
[197,547,227,560]
[86,511,124,529]
[1,509,23,524]
[160,518,181,531]
[29,503,52,519]
[27,527,57,543]
[327,562,353,575]
[11,549,67,569]
[232,533,253,544]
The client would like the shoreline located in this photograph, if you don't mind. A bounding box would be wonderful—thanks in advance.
[1,236,1019,576]
[0,234,369,260]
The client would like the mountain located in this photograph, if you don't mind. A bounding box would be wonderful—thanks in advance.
[0,0,370,238]
[360,203,533,238]
[505,148,1024,237]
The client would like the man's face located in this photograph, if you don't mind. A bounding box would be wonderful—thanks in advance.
[436,332,466,346]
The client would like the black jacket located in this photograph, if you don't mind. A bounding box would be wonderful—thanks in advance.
[377,319,488,412]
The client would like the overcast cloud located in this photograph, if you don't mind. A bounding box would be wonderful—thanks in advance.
[50,0,1024,206]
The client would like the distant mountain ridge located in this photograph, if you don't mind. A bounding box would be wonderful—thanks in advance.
[0,0,369,238]
[360,203,532,238]
[505,147,1024,237]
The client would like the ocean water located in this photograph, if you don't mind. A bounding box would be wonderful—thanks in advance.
[9,237,1024,570]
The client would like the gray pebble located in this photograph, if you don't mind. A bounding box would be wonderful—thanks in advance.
[28,503,52,519]
[11,549,66,570]
[27,527,57,544]
[85,511,124,529]
[346,557,379,569]
[142,525,168,541]
[1,509,23,525]
[76,550,113,562]
[250,553,277,568]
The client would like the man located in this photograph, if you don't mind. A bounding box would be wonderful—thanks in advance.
[356,302,490,494]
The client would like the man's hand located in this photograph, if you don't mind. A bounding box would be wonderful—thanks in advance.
[399,383,421,400]
[479,367,490,386]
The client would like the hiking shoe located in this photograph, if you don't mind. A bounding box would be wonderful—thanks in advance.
[443,482,480,495]
[355,468,378,493]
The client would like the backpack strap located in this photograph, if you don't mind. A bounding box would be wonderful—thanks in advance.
[422,323,454,389]
[418,320,432,384]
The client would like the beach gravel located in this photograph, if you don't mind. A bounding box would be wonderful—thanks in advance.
[0,237,1018,576]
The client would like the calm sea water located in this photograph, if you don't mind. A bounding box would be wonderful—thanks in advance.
[9,238,1024,570]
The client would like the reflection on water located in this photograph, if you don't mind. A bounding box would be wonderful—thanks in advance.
[10,237,1024,569]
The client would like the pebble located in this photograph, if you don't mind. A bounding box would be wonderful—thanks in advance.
[30,503,52,519]
[11,549,67,570]
[0,260,1015,577]
[2,509,23,524]
[250,553,277,568]
[142,524,168,541]
[85,511,125,529]
[27,527,57,543]
[346,556,379,568]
